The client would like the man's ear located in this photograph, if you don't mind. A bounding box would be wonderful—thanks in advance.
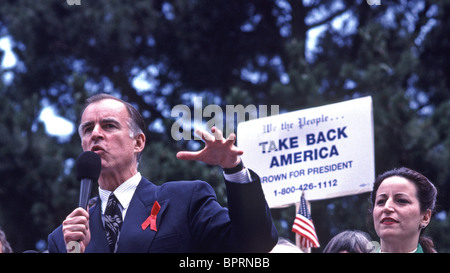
[134,133,146,153]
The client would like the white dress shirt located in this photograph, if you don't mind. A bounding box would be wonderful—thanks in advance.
[98,172,142,219]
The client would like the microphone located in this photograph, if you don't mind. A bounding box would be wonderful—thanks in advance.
[76,151,102,209]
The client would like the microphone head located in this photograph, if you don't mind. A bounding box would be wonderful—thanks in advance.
[76,151,102,180]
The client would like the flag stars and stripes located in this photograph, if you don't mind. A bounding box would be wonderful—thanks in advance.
[292,194,320,248]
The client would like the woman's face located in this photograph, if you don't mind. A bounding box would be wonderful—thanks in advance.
[373,176,431,246]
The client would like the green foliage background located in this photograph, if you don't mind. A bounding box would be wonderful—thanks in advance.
[0,0,449,252]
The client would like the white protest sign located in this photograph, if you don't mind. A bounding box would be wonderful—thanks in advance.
[237,96,375,208]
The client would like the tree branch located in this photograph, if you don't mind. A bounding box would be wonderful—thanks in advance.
[306,7,350,30]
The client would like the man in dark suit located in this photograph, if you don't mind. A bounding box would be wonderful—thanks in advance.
[47,94,278,253]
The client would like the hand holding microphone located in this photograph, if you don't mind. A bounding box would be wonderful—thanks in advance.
[63,151,102,253]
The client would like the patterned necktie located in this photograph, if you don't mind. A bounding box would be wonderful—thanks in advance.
[104,193,123,252]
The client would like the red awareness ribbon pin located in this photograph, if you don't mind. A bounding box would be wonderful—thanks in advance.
[141,201,161,232]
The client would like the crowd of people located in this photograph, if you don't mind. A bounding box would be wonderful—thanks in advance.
[0,94,439,253]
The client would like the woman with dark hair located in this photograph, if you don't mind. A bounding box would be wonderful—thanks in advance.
[369,167,437,253]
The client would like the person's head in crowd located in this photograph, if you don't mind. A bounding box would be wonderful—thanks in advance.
[323,230,372,253]
[270,237,303,253]
[369,167,437,253]
[0,227,13,253]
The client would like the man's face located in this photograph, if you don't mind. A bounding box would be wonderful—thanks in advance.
[79,99,139,176]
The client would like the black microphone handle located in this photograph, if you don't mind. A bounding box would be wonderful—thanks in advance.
[79,178,92,209]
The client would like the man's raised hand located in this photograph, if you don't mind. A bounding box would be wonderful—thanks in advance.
[176,126,244,169]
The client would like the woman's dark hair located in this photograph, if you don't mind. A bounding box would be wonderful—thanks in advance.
[368,167,437,253]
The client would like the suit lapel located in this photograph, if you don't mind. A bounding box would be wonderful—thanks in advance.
[85,200,110,253]
[116,178,169,253]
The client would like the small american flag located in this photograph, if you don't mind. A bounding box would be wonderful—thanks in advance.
[292,193,320,248]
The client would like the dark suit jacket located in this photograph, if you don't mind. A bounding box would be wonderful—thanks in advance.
[47,170,278,252]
